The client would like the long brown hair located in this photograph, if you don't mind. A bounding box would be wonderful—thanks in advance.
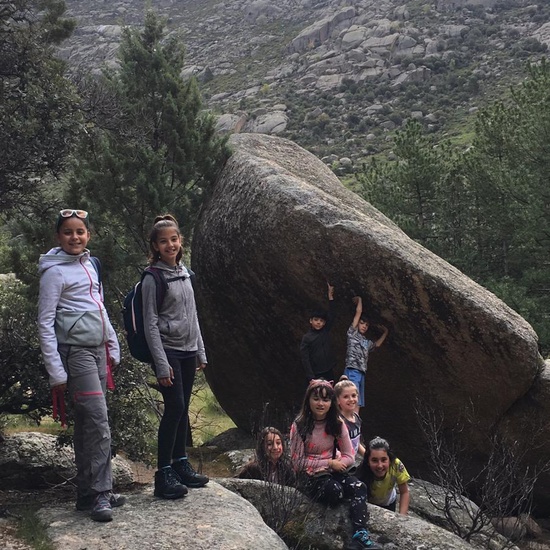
[294,379,342,441]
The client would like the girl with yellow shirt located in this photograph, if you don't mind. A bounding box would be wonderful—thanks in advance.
[357,436,411,515]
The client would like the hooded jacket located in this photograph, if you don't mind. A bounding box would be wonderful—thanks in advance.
[142,261,206,379]
[38,247,120,387]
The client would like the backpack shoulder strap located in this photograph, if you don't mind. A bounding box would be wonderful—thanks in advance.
[164,265,195,287]
[89,256,102,286]
[187,267,196,288]
[143,266,168,311]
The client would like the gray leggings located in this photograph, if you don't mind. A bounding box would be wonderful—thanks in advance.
[59,344,112,496]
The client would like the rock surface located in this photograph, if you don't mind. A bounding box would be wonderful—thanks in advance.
[219,478,479,550]
[192,133,547,504]
[0,432,133,489]
[1,432,546,549]
[37,482,288,550]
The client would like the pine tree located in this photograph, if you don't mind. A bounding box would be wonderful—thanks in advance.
[72,10,229,277]
[357,63,550,353]
[0,0,79,211]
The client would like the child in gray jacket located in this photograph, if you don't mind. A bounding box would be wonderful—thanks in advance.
[143,214,209,499]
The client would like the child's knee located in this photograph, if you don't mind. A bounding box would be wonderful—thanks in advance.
[322,480,344,505]
[74,391,108,419]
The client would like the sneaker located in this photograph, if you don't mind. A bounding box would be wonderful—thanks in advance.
[76,492,126,511]
[90,491,113,522]
[154,467,188,499]
[346,529,383,550]
[171,458,209,488]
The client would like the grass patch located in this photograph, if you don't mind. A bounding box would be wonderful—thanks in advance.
[2,414,59,436]
[2,373,235,462]
[189,371,236,445]
[16,506,54,550]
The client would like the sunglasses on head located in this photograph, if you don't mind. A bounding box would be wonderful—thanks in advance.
[59,209,88,219]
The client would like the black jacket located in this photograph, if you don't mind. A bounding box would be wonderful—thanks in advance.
[299,300,337,380]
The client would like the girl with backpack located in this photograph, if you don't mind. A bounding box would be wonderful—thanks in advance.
[289,379,382,550]
[143,214,209,499]
[38,209,124,522]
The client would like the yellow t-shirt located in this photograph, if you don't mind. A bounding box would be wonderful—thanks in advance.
[368,458,410,507]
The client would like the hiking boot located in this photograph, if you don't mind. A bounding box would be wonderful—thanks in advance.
[346,529,383,550]
[171,458,209,488]
[154,467,188,499]
[90,491,113,522]
[76,492,126,511]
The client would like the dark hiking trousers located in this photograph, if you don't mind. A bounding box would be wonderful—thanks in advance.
[304,472,370,531]
[156,353,197,468]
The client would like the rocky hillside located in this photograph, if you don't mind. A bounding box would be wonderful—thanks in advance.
[59,0,550,164]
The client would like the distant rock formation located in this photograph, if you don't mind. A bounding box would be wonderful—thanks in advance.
[58,0,550,162]
[192,133,550,510]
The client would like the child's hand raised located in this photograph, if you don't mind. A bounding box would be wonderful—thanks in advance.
[327,282,335,300]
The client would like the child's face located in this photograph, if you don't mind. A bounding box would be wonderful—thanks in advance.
[264,433,283,463]
[153,228,182,266]
[310,316,326,330]
[309,392,332,420]
[368,448,390,479]
[337,387,358,414]
[358,320,369,334]
[56,218,90,255]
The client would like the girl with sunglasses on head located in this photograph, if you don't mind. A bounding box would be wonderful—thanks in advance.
[236,427,296,486]
[290,380,382,550]
[143,214,209,500]
[38,209,124,523]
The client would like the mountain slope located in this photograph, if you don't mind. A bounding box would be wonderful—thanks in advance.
[61,0,550,161]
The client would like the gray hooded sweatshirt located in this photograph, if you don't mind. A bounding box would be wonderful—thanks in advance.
[142,261,206,379]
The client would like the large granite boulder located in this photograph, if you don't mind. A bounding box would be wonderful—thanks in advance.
[192,133,549,508]
[219,478,481,550]
[0,432,133,489]
[37,482,288,550]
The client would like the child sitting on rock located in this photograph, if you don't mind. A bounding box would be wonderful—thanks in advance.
[236,427,295,486]
[290,379,382,549]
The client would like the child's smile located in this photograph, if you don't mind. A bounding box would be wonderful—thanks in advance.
[265,433,283,463]
[57,218,90,255]
[338,388,358,414]
[153,228,182,266]
[368,449,390,479]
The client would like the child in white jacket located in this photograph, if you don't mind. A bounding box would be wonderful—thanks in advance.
[38,209,124,522]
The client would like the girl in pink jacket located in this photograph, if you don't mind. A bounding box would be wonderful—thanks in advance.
[290,379,381,550]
